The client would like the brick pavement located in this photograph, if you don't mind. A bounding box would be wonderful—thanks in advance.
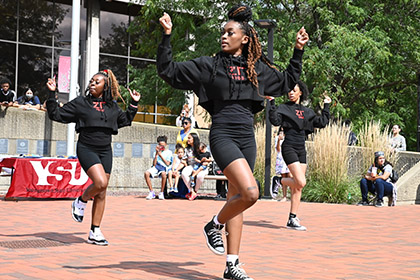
[0,196,419,280]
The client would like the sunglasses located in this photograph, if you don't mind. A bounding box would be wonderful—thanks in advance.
[183,122,190,125]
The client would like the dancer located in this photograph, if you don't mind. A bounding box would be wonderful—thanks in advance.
[157,4,308,279]
[46,70,140,245]
[268,81,331,231]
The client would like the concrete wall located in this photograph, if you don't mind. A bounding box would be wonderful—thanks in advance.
[1,107,420,204]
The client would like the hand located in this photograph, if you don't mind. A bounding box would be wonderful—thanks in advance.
[323,94,332,104]
[159,12,173,35]
[46,76,56,92]
[295,27,309,50]
[127,87,141,102]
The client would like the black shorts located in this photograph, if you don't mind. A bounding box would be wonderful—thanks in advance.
[281,142,306,165]
[209,123,256,171]
[77,141,113,174]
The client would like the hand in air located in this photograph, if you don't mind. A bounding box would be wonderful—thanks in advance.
[46,76,56,92]
[295,27,309,50]
[128,88,141,102]
[323,95,332,104]
[159,12,173,35]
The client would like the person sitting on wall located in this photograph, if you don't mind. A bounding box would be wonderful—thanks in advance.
[168,145,187,193]
[190,142,212,189]
[358,151,397,207]
[0,77,16,107]
[390,124,406,152]
[176,117,198,148]
[14,88,41,110]
[144,135,173,200]
[176,103,196,128]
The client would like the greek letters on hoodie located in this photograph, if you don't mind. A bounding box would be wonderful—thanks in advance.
[157,34,303,115]
[46,91,138,136]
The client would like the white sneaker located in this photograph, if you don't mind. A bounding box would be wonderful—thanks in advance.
[287,217,307,231]
[87,228,108,246]
[174,186,178,193]
[158,192,165,200]
[71,197,86,223]
[146,191,155,200]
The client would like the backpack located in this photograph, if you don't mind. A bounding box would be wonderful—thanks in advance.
[390,170,399,183]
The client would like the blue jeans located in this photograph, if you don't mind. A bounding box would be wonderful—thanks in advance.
[360,178,393,201]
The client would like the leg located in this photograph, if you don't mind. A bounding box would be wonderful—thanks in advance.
[144,171,153,192]
[193,168,208,192]
[167,171,174,188]
[359,178,370,202]
[160,172,167,193]
[281,162,307,215]
[280,172,290,200]
[181,166,193,191]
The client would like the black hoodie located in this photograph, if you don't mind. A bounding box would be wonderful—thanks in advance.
[157,34,303,123]
[46,91,138,146]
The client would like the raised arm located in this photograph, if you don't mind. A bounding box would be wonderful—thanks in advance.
[156,13,207,91]
[45,77,79,123]
[117,87,140,128]
[312,95,331,128]
[268,98,283,126]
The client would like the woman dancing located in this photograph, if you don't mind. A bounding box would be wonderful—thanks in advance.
[157,4,308,279]
[268,81,331,231]
[46,69,140,245]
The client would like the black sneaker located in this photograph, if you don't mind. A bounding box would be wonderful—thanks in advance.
[71,197,86,223]
[203,217,225,255]
[270,176,280,199]
[286,217,307,231]
[375,199,384,207]
[223,259,254,280]
[357,200,369,206]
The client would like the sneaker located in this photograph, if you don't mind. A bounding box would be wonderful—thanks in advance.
[375,199,384,207]
[203,217,225,255]
[146,191,155,200]
[158,192,165,200]
[169,186,174,192]
[190,179,196,188]
[223,259,254,280]
[185,192,191,199]
[357,200,369,206]
[189,192,198,201]
[270,176,280,199]
[214,194,227,201]
[71,197,86,223]
[87,228,108,246]
[286,217,307,231]
[174,186,178,193]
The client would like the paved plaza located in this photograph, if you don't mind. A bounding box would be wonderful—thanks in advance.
[0,195,419,279]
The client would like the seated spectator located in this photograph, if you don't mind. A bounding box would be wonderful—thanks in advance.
[390,124,406,152]
[168,145,186,193]
[272,127,290,202]
[344,119,358,146]
[14,88,41,110]
[0,77,16,107]
[190,143,212,187]
[182,133,208,201]
[176,117,199,148]
[176,103,196,128]
[144,135,173,200]
[358,151,396,207]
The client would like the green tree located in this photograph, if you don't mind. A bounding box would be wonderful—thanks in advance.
[128,0,420,149]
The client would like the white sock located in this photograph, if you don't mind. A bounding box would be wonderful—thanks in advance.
[226,254,239,264]
[213,215,223,226]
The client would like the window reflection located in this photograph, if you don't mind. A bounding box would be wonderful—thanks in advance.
[19,0,54,45]
[100,11,129,55]
[99,55,128,86]
[0,42,16,85]
[0,1,17,40]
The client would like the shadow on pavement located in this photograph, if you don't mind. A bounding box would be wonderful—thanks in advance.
[63,261,222,279]
[0,231,86,244]
[243,220,284,229]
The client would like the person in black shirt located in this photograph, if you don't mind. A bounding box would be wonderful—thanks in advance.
[0,77,16,107]
[157,4,308,279]
[46,69,140,246]
[268,81,331,231]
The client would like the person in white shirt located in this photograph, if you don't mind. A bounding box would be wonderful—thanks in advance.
[390,124,406,152]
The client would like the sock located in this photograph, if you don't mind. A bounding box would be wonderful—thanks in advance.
[213,215,223,226]
[79,196,87,204]
[91,225,99,232]
[289,213,297,219]
[226,254,239,264]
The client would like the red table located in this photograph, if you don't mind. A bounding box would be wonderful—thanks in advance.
[0,157,92,198]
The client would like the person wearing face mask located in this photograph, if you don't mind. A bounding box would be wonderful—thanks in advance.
[14,88,41,110]
[268,81,331,231]
[157,3,308,279]
[45,69,141,246]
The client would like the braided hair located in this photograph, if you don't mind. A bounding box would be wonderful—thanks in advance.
[85,69,125,105]
[211,4,278,97]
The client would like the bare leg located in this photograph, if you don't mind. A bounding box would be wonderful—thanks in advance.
[80,164,110,227]
[160,172,167,193]
[144,171,153,192]
[281,172,291,200]
[216,158,259,255]
[174,174,180,187]
[281,163,307,215]
[167,171,174,188]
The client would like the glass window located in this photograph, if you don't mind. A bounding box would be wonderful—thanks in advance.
[0,0,17,41]
[19,0,53,45]
[18,45,52,103]
[100,11,129,55]
[53,2,72,48]
[0,42,16,86]
[99,55,128,86]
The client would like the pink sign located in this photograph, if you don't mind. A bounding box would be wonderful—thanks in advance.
[58,56,71,93]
